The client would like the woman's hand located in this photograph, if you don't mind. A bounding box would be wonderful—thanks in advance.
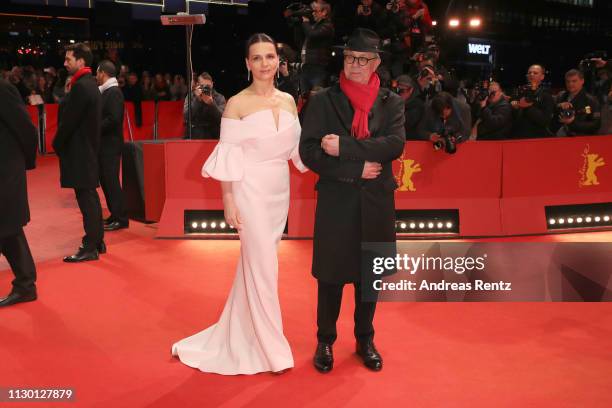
[223,197,242,231]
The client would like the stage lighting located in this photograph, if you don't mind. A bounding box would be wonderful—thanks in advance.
[201,222,207,229]
[449,19,460,28]
[545,203,612,231]
[191,222,198,229]
[549,219,556,225]
[576,217,583,223]
[220,222,226,229]
[400,222,407,229]
[595,216,601,222]
[558,218,565,224]
[437,222,444,229]
[446,222,453,229]
[605,216,611,222]
[419,222,425,229]
[568,218,574,224]
[469,18,481,27]
[586,217,592,223]
[410,223,416,229]
[432,20,437,26]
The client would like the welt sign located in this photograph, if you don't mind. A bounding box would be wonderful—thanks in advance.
[468,43,491,55]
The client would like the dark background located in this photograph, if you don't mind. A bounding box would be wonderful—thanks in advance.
[1,0,611,95]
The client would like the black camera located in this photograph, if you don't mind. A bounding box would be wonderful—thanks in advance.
[284,2,313,23]
[559,107,575,118]
[579,51,608,71]
[362,5,371,14]
[474,82,491,102]
[514,84,540,104]
[197,84,212,96]
[433,128,462,154]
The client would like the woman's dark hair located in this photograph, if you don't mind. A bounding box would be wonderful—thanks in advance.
[431,92,454,115]
[245,33,277,58]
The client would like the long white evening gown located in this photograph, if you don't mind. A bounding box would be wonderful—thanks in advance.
[171,108,307,375]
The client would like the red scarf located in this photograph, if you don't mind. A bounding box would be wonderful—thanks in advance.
[70,67,92,87]
[339,71,380,140]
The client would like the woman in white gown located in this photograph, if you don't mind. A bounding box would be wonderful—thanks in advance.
[171,33,307,375]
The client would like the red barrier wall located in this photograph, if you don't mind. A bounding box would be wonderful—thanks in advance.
[147,137,612,239]
[501,136,612,235]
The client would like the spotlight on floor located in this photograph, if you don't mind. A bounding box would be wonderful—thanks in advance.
[545,203,612,231]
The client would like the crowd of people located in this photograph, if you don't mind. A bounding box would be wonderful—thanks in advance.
[2,0,612,143]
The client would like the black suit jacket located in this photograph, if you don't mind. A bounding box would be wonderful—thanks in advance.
[299,83,405,284]
[0,80,38,238]
[52,73,102,189]
[100,85,125,156]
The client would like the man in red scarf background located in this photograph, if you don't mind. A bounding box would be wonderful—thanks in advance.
[53,43,104,262]
[299,28,405,374]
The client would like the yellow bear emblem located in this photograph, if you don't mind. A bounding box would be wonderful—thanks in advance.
[397,158,422,192]
[579,145,605,187]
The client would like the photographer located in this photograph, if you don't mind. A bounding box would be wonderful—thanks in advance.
[183,72,226,140]
[354,0,385,33]
[413,64,440,103]
[418,91,469,146]
[552,69,601,137]
[297,1,334,95]
[393,75,424,139]
[384,0,432,52]
[471,82,513,140]
[510,64,554,138]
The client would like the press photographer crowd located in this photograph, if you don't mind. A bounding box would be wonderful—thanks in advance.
[2,0,611,149]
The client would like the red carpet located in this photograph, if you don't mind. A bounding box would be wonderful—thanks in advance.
[1,156,612,407]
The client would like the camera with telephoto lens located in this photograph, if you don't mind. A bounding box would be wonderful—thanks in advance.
[514,84,540,104]
[197,84,212,96]
[559,104,590,119]
[579,51,607,71]
[474,82,491,102]
[433,127,462,154]
[284,2,313,23]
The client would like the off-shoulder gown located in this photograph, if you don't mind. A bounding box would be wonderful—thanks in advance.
[171,109,307,375]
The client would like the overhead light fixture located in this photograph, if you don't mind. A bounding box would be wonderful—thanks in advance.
[469,18,481,27]
[449,19,460,28]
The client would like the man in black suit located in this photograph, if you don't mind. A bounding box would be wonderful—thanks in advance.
[52,43,105,262]
[0,79,38,307]
[299,28,405,373]
[96,60,128,231]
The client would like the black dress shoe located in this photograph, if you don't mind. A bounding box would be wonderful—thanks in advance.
[63,247,99,263]
[103,217,114,226]
[0,291,37,307]
[79,241,106,254]
[313,342,334,373]
[104,221,129,231]
[356,340,383,371]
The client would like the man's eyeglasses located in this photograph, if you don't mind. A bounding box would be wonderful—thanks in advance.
[344,54,378,67]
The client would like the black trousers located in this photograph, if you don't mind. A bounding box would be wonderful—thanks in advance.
[0,228,36,294]
[99,153,127,224]
[74,188,104,251]
[316,280,378,345]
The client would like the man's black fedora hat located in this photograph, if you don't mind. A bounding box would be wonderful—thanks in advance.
[335,28,385,54]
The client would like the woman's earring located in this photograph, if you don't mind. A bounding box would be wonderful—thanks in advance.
[247,70,251,82]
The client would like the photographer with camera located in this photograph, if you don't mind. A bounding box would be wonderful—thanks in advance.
[183,72,226,140]
[293,0,334,96]
[471,82,513,140]
[354,0,385,33]
[413,64,440,103]
[552,69,601,137]
[418,92,469,153]
[393,75,424,139]
[510,64,554,138]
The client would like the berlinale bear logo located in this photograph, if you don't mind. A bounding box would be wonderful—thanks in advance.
[579,145,605,187]
[396,155,422,192]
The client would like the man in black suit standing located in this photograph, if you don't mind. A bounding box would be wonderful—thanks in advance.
[0,79,38,307]
[53,43,105,262]
[299,28,405,373]
[96,60,128,231]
